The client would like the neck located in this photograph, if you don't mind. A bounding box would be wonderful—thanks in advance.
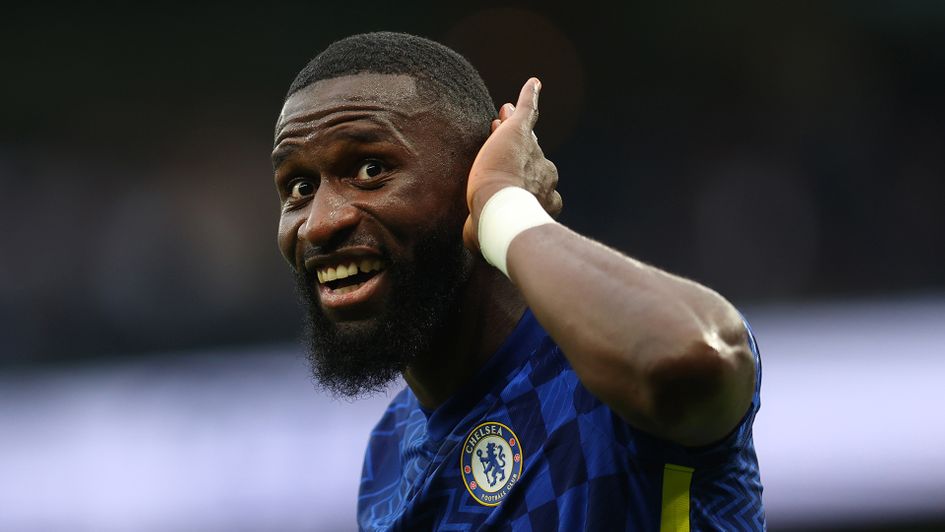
[404,262,525,411]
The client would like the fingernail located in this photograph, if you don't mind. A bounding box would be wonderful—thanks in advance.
[507,103,515,113]
[534,79,541,92]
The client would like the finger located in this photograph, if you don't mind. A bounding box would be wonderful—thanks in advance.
[499,103,515,121]
[547,160,558,187]
[491,119,501,133]
[548,190,563,218]
[511,77,541,131]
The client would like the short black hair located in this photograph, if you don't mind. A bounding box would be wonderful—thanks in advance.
[286,32,496,144]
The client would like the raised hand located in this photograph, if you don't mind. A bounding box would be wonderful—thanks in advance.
[463,78,563,251]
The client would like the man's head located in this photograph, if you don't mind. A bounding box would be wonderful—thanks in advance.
[272,33,495,397]
[285,31,495,156]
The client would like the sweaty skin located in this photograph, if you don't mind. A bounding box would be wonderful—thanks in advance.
[273,74,526,408]
[274,73,756,447]
[467,79,756,446]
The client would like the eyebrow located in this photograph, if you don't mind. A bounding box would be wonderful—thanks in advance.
[271,144,299,168]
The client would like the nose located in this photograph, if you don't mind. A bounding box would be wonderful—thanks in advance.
[298,180,359,250]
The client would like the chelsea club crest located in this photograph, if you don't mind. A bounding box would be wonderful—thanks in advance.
[461,421,523,506]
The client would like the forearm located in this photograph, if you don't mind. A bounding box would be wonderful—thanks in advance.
[463,78,755,445]
[506,222,755,446]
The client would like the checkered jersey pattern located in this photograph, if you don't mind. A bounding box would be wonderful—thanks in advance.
[358,310,765,531]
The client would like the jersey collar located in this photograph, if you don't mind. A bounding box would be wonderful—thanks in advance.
[422,308,545,443]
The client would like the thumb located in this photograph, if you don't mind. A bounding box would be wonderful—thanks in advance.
[510,77,541,131]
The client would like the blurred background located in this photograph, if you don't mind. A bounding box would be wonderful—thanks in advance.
[1,2,943,530]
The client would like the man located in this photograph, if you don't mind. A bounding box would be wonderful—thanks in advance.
[272,32,764,530]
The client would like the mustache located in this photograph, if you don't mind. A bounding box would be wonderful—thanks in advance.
[300,235,388,262]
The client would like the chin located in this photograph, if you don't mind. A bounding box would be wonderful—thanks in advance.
[295,222,472,395]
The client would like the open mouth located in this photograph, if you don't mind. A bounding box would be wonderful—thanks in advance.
[316,259,386,295]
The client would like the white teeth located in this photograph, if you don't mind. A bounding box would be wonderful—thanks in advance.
[359,260,383,273]
[317,259,385,283]
[336,262,358,279]
[359,259,382,273]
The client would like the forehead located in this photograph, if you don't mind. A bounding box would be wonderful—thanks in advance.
[277,73,426,132]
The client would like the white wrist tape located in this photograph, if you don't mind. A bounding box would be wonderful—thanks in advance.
[478,186,555,277]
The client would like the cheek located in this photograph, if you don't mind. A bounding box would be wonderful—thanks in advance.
[408,183,467,229]
[438,174,471,221]
[422,157,471,212]
[277,214,299,265]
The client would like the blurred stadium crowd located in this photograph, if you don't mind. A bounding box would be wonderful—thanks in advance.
[1,3,942,364]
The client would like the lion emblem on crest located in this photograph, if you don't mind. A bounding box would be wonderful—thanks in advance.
[476,441,507,487]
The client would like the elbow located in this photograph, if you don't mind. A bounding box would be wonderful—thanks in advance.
[644,330,755,446]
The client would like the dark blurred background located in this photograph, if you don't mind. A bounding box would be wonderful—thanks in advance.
[2,1,942,363]
[1,2,943,531]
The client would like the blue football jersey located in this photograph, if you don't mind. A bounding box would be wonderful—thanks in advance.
[358,309,765,530]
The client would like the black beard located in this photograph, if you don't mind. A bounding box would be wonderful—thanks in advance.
[294,226,472,398]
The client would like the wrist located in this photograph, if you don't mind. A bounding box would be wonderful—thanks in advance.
[470,182,513,221]
[477,186,556,277]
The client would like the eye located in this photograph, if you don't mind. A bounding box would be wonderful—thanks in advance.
[356,160,386,180]
[289,179,316,199]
